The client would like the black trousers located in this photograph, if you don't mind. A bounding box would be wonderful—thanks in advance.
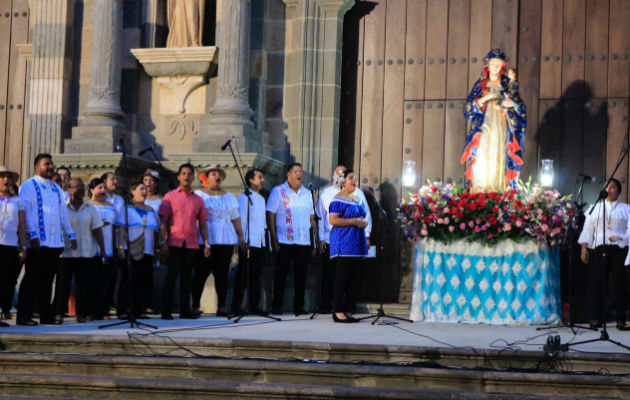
[118,254,153,316]
[272,244,311,312]
[55,257,99,317]
[192,245,234,311]
[232,246,265,313]
[0,245,21,315]
[332,257,361,313]
[104,256,120,311]
[162,245,197,315]
[17,246,63,321]
[588,245,628,322]
[319,246,334,312]
[95,257,114,318]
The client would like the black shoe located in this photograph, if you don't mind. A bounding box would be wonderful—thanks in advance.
[589,320,602,329]
[616,321,630,331]
[332,313,352,323]
[40,318,58,325]
[180,313,200,319]
[16,318,37,326]
[345,315,360,323]
[161,313,174,320]
[0,321,9,327]
[215,310,229,317]
[294,308,307,317]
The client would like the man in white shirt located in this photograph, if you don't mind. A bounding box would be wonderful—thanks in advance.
[232,168,267,315]
[315,165,372,314]
[267,163,317,316]
[578,178,630,330]
[17,154,77,326]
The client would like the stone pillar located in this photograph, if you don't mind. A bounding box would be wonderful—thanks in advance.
[194,0,258,153]
[281,0,354,179]
[27,0,74,161]
[66,0,126,153]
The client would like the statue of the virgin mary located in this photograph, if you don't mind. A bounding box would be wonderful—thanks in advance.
[460,49,527,193]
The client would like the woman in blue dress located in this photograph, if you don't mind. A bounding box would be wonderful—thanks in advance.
[329,169,368,323]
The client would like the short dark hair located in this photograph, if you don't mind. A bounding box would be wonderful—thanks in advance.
[129,181,144,192]
[285,162,302,176]
[56,166,70,176]
[609,178,622,193]
[178,163,195,175]
[244,168,263,188]
[34,153,52,167]
[100,172,116,181]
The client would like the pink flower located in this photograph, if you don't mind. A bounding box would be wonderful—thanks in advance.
[421,229,428,236]
[460,223,466,230]
[474,226,481,233]
[443,207,450,213]
[503,223,512,231]
[443,217,450,224]
[475,218,481,225]
[515,220,522,228]
[468,221,475,228]
[541,224,549,232]
[448,225,455,232]
[437,218,444,224]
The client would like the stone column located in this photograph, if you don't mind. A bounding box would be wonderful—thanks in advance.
[281,0,354,179]
[27,0,74,160]
[194,0,258,152]
[66,0,126,153]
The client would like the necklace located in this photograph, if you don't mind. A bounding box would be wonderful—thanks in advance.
[606,200,619,230]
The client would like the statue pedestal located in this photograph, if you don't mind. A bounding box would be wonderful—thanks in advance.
[131,46,217,115]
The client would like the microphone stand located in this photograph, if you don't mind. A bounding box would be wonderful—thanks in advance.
[537,175,594,333]
[359,187,412,325]
[308,184,322,319]
[222,138,279,323]
[556,142,630,352]
[100,137,157,330]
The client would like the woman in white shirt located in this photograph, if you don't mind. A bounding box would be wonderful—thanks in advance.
[0,167,27,326]
[88,178,117,320]
[117,182,159,319]
[192,167,244,316]
[55,178,105,324]
[142,169,162,315]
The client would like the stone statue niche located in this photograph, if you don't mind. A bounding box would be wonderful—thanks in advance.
[167,0,205,48]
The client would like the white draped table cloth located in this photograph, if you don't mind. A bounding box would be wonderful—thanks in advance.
[410,239,561,324]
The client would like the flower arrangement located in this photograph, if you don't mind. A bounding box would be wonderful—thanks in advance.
[399,180,575,246]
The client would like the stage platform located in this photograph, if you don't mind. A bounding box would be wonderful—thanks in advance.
[0,313,628,399]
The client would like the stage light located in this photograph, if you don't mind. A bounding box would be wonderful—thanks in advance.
[540,159,554,187]
[402,160,417,187]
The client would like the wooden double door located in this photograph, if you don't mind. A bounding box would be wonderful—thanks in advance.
[0,0,29,180]
[340,0,630,204]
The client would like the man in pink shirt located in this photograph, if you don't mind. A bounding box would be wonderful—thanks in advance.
[159,163,210,319]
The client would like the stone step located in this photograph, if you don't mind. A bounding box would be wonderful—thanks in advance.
[0,353,627,399]
[0,373,620,400]
[0,333,627,375]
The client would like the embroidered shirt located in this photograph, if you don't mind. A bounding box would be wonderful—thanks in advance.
[159,187,209,249]
[19,176,75,248]
[317,185,372,244]
[194,190,240,245]
[579,200,630,249]
[238,190,267,248]
[62,201,103,258]
[118,206,159,256]
[266,181,314,246]
[0,196,25,247]
[329,196,368,258]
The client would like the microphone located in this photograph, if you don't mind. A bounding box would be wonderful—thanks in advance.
[138,144,155,156]
[361,184,379,192]
[220,137,234,151]
[577,173,596,182]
